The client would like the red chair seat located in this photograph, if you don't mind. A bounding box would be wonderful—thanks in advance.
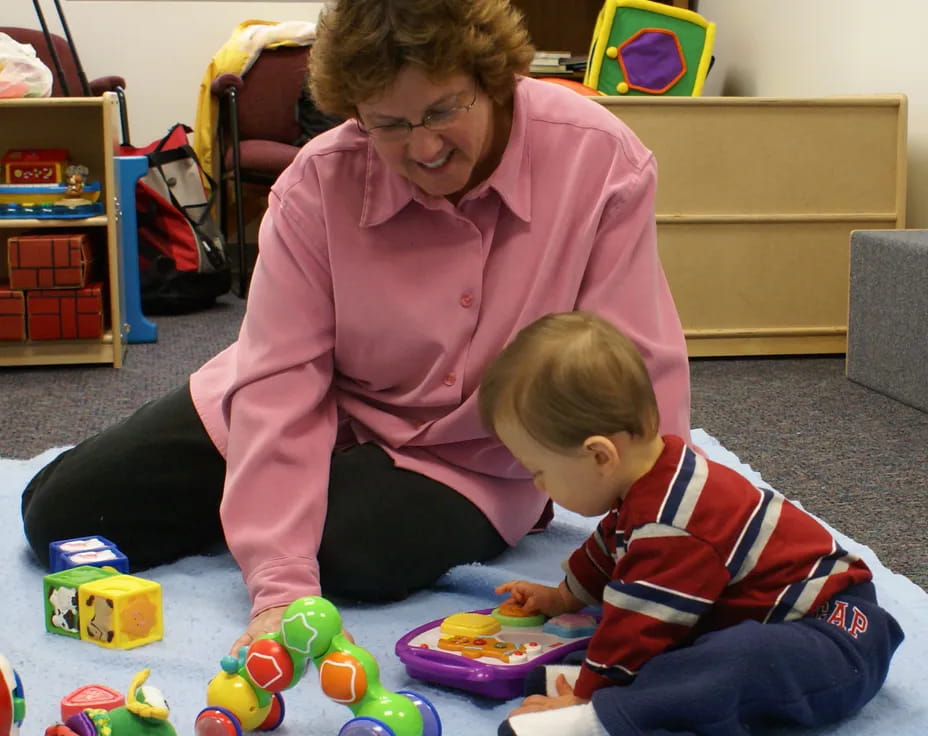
[223,140,301,179]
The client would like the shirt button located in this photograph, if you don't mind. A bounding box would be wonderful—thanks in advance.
[460,292,474,308]
[443,372,457,387]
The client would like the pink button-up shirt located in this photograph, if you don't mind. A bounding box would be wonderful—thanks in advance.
[190,77,691,616]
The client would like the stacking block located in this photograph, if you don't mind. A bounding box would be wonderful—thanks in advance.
[44,565,120,638]
[79,574,163,649]
[50,535,129,574]
[847,229,928,412]
[0,286,25,341]
[26,281,104,340]
[60,684,125,721]
[7,233,94,290]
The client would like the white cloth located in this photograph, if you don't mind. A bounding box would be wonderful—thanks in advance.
[509,704,610,736]
[0,32,52,98]
[236,20,316,75]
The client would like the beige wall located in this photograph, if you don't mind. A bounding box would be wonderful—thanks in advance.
[4,2,324,144]
[698,0,927,227]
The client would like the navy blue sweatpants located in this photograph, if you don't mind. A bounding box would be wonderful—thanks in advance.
[515,583,903,735]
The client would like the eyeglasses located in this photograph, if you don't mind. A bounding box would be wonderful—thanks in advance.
[357,86,478,142]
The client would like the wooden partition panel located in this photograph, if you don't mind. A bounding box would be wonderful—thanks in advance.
[595,95,908,356]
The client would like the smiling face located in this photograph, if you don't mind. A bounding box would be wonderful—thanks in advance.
[355,66,509,202]
[495,414,625,518]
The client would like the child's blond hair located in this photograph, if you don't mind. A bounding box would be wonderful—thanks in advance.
[479,311,660,449]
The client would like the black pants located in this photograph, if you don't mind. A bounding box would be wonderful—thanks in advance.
[21,382,508,602]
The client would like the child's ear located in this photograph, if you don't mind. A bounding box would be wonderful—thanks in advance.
[583,435,620,470]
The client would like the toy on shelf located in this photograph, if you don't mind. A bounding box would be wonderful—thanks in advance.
[195,596,442,736]
[47,669,177,736]
[0,149,104,219]
[395,604,600,700]
[0,201,104,220]
[43,564,163,650]
[0,288,26,342]
[3,235,107,343]
[2,149,69,184]
[0,654,25,736]
[7,234,95,292]
[584,0,715,97]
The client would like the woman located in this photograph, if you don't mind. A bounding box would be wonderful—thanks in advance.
[21,0,691,653]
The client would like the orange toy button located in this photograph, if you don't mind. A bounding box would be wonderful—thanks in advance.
[318,651,367,705]
[497,601,540,618]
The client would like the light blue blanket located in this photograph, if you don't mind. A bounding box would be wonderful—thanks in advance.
[2,429,925,735]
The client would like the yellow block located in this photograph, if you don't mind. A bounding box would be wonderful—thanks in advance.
[78,574,163,650]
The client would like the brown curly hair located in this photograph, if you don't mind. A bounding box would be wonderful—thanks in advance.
[309,0,535,118]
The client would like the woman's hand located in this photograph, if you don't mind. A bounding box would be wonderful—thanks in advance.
[228,606,356,657]
[494,580,567,617]
[228,605,288,656]
[508,674,588,716]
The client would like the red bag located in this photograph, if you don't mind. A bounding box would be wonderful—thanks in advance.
[119,124,230,314]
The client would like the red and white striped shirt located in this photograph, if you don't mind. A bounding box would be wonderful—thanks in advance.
[565,434,872,699]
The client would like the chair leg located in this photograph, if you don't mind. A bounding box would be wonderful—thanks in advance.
[228,87,249,298]
[216,123,229,246]
[219,177,229,247]
[232,170,247,298]
[234,182,248,298]
[115,86,131,146]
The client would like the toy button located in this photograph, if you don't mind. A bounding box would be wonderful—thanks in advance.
[438,635,519,662]
[440,612,501,637]
[443,372,456,387]
[459,293,474,308]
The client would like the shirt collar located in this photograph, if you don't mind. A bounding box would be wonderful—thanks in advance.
[470,76,531,223]
[359,77,533,227]
[359,138,417,227]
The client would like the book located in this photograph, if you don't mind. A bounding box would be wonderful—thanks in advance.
[533,50,571,61]
[563,55,588,72]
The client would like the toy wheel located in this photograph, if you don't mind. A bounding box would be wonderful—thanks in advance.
[195,706,243,736]
[337,716,396,736]
[257,692,286,731]
[398,690,442,736]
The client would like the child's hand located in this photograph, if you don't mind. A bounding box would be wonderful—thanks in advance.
[508,674,588,715]
[495,580,567,617]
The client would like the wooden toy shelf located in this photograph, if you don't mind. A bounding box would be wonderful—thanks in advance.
[595,94,908,357]
[0,95,127,367]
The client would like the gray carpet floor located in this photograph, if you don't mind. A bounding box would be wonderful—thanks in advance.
[1,295,925,590]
